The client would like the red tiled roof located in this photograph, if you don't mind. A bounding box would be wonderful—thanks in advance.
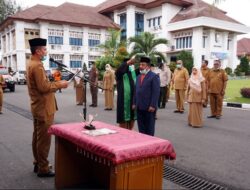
[237,38,250,56]
[37,3,118,29]
[0,3,118,30]
[97,0,192,13]
[10,4,54,20]
[170,0,241,24]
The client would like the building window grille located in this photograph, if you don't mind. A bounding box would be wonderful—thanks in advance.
[48,29,64,45]
[70,55,83,68]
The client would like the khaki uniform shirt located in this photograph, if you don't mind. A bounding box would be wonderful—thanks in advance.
[201,67,210,81]
[172,67,189,89]
[207,69,228,94]
[26,56,62,121]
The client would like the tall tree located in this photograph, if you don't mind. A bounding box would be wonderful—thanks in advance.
[128,32,168,65]
[0,0,21,23]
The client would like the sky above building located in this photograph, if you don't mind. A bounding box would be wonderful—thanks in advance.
[13,0,250,39]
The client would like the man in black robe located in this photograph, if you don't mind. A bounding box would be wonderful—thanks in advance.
[115,57,139,130]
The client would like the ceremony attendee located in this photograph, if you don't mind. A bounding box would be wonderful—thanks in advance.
[133,56,160,136]
[26,38,68,177]
[0,74,4,114]
[207,59,228,119]
[73,69,85,105]
[201,60,210,107]
[158,61,171,109]
[187,67,206,128]
[89,63,98,107]
[103,64,115,111]
[115,56,138,130]
[53,68,62,93]
[171,60,189,113]
[164,63,172,103]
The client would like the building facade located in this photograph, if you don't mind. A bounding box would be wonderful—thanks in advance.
[0,0,250,71]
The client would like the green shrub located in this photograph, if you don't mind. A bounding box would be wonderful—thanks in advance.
[225,67,232,75]
[176,51,193,74]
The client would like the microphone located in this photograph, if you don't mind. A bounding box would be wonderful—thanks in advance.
[49,58,67,68]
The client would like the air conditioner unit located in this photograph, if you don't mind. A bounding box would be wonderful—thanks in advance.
[154,26,158,30]
[171,45,175,51]
[51,45,55,50]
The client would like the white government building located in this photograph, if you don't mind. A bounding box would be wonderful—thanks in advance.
[0,0,249,71]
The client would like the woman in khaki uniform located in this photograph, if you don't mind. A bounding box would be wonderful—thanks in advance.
[103,64,115,110]
[73,70,85,105]
[0,74,4,114]
[187,67,206,128]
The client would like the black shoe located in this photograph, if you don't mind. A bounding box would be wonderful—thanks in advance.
[174,110,180,113]
[0,112,2,114]
[179,111,184,114]
[216,115,221,119]
[92,105,97,107]
[207,115,216,118]
[89,104,94,107]
[33,164,38,173]
[37,170,55,177]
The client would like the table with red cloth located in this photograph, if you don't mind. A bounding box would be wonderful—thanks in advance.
[49,121,176,190]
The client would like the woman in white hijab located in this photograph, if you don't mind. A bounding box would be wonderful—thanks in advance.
[187,67,206,127]
[103,64,115,110]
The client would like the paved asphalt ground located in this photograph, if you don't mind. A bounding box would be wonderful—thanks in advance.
[1,84,250,189]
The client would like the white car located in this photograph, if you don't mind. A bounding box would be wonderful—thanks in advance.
[13,70,26,84]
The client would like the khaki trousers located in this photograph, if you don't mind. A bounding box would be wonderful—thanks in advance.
[0,88,3,112]
[175,89,186,111]
[32,114,54,173]
[76,86,85,105]
[209,93,223,116]
[90,85,98,106]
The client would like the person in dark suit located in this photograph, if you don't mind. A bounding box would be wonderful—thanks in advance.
[133,56,160,136]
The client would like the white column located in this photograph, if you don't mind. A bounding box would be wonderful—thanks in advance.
[126,5,135,39]
[14,21,26,70]
[207,29,215,68]
[9,29,13,52]
[229,34,238,70]
[83,27,89,66]
[63,25,70,68]
[192,27,203,68]
[114,10,119,24]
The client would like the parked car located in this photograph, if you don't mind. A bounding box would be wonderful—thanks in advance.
[13,70,26,84]
[45,70,54,81]
[0,68,16,92]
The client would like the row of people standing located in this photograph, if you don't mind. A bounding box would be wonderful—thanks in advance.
[172,59,228,128]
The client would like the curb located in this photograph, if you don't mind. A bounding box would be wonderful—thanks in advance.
[223,102,250,109]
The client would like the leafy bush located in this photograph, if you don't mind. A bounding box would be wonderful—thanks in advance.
[225,67,232,75]
[240,88,250,98]
[239,56,250,74]
[234,65,242,76]
[176,50,193,74]
[169,62,176,72]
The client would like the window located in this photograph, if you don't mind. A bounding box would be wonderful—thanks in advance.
[227,39,231,50]
[135,13,144,36]
[69,31,83,46]
[69,38,82,46]
[120,13,127,40]
[174,31,193,49]
[88,39,100,47]
[49,54,64,68]
[48,29,64,45]
[70,55,83,68]
[203,36,206,48]
[215,32,221,44]
[148,19,151,27]
[148,16,161,28]
[158,16,161,26]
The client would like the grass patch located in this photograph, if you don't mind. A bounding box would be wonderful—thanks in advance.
[225,79,250,104]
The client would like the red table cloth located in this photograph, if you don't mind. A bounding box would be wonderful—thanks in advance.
[48,121,176,165]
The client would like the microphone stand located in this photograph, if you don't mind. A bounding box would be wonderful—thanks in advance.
[57,66,104,122]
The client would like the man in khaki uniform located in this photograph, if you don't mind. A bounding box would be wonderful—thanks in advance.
[171,60,189,113]
[89,63,99,107]
[207,60,228,119]
[26,38,68,177]
[0,74,4,114]
[74,69,86,105]
[201,60,210,107]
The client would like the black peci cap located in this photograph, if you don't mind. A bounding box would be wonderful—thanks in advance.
[140,56,151,65]
[29,38,47,47]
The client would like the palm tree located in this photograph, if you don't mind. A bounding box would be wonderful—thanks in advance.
[128,32,168,64]
[98,28,125,59]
